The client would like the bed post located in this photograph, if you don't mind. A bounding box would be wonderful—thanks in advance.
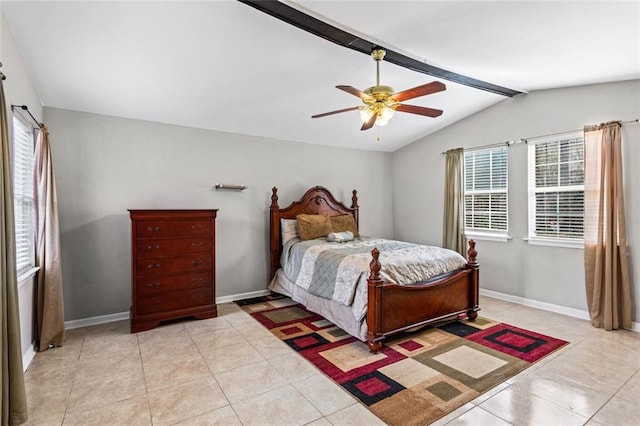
[366,248,384,353]
[269,187,280,279]
[351,189,359,228]
[466,239,480,321]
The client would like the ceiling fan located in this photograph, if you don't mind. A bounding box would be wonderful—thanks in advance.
[311,47,446,131]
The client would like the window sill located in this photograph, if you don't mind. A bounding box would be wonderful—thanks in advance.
[17,266,40,285]
[524,237,584,249]
[465,232,512,243]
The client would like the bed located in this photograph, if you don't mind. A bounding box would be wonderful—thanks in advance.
[268,186,479,353]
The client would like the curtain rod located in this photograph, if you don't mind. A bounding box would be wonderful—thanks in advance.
[441,140,517,156]
[11,104,42,129]
[521,118,639,143]
[441,118,639,156]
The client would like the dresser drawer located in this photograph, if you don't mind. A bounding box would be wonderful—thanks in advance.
[135,237,211,257]
[137,287,214,315]
[136,220,211,238]
[137,271,211,296]
[136,254,212,277]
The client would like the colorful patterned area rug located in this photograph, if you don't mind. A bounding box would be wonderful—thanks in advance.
[236,295,568,426]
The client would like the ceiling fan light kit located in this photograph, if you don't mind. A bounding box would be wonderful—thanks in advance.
[359,106,394,127]
[312,47,446,132]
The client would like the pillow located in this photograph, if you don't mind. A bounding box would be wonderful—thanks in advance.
[296,214,333,241]
[329,214,359,237]
[327,231,354,243]
[280,218,299,245]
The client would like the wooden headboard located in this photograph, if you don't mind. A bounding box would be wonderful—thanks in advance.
[269,186,359,279]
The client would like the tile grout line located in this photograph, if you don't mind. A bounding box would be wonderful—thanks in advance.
[59,335,86,425]
[210,306,250,425]
[231,305,331,424]
[188,315,249,425]
[135,332,155,425]
[583,364,640,424]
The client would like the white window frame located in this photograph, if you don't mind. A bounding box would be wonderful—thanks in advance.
[11,114,37,278]
[526,131,584,249]
[464,146,509,242]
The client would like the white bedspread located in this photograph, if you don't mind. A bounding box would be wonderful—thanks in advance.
[280,237,467,322]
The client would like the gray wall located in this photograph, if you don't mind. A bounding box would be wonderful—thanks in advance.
[2,9,43,361]
[391,80,640,322]
[38,81,640,326]
[43,108,394,321]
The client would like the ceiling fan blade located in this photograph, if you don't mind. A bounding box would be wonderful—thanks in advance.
[360,113,377,131]
[391,81,446,102]
[395,104,443,117]
[311,106,361,119]
[336,85,374,101]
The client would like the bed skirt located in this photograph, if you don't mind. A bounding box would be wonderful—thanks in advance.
[268,269,368,341]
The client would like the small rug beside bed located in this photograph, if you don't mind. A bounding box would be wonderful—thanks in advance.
[235,295,568,426]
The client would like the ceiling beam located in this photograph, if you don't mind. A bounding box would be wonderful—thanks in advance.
[237,0,523,97]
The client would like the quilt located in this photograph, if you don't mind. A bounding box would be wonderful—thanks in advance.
[280,237,467,321]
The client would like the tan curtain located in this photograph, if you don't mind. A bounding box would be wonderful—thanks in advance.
[443,147,465,255]
[584,121,632,330]
[0,71,29,425]
[34,126,65,351]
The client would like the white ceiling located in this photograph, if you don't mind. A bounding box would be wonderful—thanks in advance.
[2,1,639,152]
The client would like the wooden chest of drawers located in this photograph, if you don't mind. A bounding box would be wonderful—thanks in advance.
[129,209,218,332]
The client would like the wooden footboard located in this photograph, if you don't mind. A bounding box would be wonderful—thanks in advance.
[366,240,480,353]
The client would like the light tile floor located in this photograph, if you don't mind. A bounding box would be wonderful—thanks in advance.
[22,296,640,425]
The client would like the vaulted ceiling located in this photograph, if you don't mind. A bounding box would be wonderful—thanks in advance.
[2,1,639,152]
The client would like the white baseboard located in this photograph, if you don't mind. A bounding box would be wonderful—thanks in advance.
[65,311,130,330]
[64,288,638,332]
[22,343,36,372]
[480,288,640,332]
[64,290,273,330]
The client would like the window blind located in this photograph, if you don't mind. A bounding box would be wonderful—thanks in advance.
[528,133,584,240]
[464,147,508,233]
[12,115,36,275]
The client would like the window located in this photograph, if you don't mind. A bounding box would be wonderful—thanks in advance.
[464,147,508,238]
[527,132,584,245]
[12,115,36,276]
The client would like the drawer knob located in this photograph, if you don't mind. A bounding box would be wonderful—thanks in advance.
[191,277,204,283]
[146,226,161,232]
[191,242,203,247]
[146,245,161,250]
[147,263,161,269]
[147,282,161,288]
[191,260,204,266]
